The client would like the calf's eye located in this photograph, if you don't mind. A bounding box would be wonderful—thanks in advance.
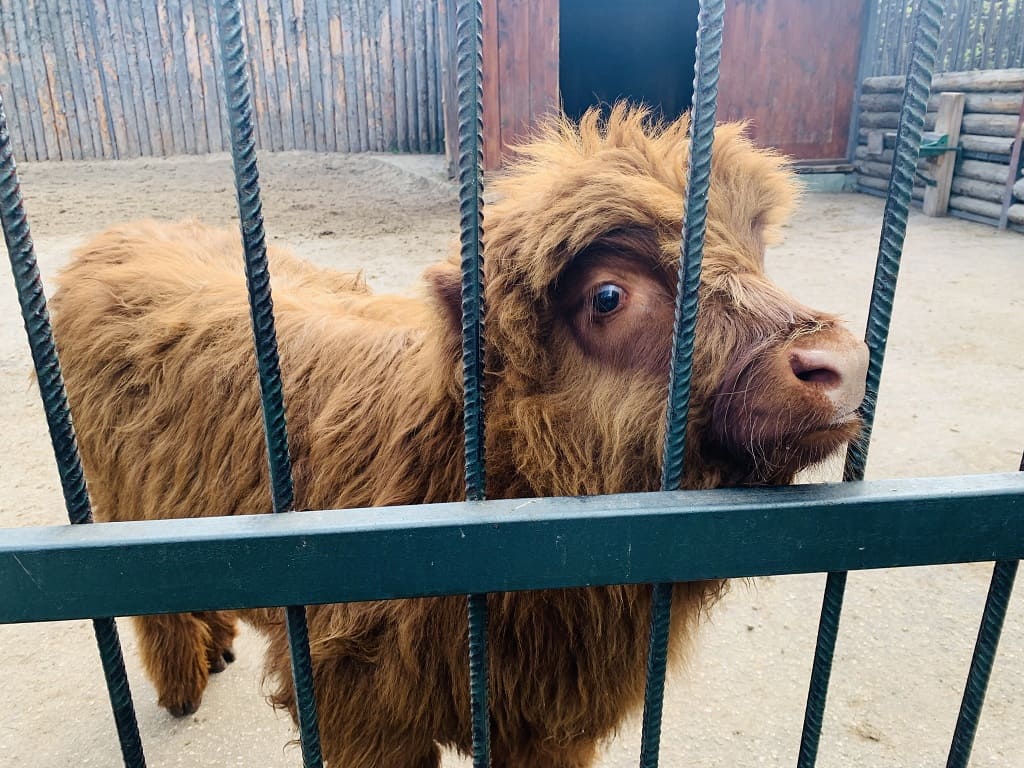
[593,284,624,315]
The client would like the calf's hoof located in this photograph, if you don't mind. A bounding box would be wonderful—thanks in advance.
[208,647,236,674]
[156,673,207,718]
[208,655,227,674]
[163,695,202,718]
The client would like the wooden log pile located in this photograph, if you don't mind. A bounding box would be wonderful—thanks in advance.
[855,68,1024,231]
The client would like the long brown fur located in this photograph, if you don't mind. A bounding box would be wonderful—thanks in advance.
[50,105,865,767]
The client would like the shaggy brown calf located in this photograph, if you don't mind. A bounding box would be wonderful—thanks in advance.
[50,106,868,767]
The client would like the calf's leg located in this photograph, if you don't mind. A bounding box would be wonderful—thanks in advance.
[195,610,239,673]
[491,738,599,768]
[132,612,214,716]
[316,727,442,768]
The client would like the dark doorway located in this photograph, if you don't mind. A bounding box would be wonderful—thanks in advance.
[559,0,700,122]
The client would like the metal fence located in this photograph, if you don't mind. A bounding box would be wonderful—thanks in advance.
[865,0,1024,76]
[1,1,1022,767]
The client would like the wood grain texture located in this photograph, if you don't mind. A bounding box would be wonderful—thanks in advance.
[865,1,1023,78]
[855,61,1024,227]
[243,0,275,152]
[412,0,429,151]
[424,0,438,152]
[922,92,965,216]
[379,2,396,150]
[863,69,1024,94]
[868,0,1019,78]
[129,0,162,155]
[289,0,315,150]
[959,158,1015,184]
[140,2,174,155]
[364,0,383,150]
[117,0,152,156]
[951,176,1006,203]
[465,0,558,170]
[328,0,351,152]
[391,0,408,151]
[163,0,198,154]
[481,0,501,170]
[717,0,868,161]
[0,0,443,160]
[34,0,75,160]
[257,0,285,151]
[302,0,326,151]
[1,1,32,160]
[272,0,299,149]
[179,0,208,154]
[15,0,61,159]
[437,0,457,174]
[47,0,87,159]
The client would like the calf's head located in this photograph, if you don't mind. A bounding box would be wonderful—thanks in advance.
[428,105,867,497]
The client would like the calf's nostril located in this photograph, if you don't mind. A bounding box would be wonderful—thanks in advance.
[794,366,841,387]
[790,351,843,389]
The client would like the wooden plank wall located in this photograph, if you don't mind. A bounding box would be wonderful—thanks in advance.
[717,0,867,162]
[854,68,1024,230]
[866,0,1024,77]
[438,0,559,172]
[0,0,445,161]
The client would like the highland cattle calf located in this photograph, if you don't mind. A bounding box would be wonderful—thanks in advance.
[50,106,868,768]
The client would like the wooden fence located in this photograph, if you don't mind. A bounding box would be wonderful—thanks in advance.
[854,68,1024,230]
[865,0,1024,77]
[0,0,445,162]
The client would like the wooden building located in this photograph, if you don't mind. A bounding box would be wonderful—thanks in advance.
[445,0,868,170]
[4,1,1019,165]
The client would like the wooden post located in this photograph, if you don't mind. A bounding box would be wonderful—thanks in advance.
[923,91,965,217]
[997,87,1024,230]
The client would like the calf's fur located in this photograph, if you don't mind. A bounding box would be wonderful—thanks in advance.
[50,106,864,767]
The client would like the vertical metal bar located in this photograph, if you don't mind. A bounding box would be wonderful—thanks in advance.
[213,3,323,766]
[946,559,1019,767]
[946,451,1022,767]
[454,0,490,763]
[797,2,945,766]
[639,2,725,766]
[0,94,146,768]
[795,570,847,768]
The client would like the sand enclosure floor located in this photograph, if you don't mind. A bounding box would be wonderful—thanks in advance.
[0,151,1021,767]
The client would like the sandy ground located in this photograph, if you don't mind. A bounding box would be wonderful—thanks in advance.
[0,151,1021,768]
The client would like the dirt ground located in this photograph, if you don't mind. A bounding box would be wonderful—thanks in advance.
[0,151,1021,768]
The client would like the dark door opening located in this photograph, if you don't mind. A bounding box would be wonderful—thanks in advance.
[559,0,700,122]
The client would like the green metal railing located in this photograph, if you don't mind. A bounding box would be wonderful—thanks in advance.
[800,1,944,765]
[0,1,1020,767]
[453,2,491,764]
[213,3,322,765]
[640,3,725,764]
[2,475,1022,622]
[0,85,146,768]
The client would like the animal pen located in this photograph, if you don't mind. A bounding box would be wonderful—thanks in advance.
[0,1,1022,768]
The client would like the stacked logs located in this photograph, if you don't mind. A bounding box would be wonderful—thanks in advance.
[855,68,1024,230]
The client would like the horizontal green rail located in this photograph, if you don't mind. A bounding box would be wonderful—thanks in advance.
[2,473,1021,625]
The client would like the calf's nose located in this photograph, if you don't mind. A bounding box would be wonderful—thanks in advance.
[788,342,869,419]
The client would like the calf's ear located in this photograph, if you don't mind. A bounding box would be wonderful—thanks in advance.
[423,260,464,336]
[709,122,798,258]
